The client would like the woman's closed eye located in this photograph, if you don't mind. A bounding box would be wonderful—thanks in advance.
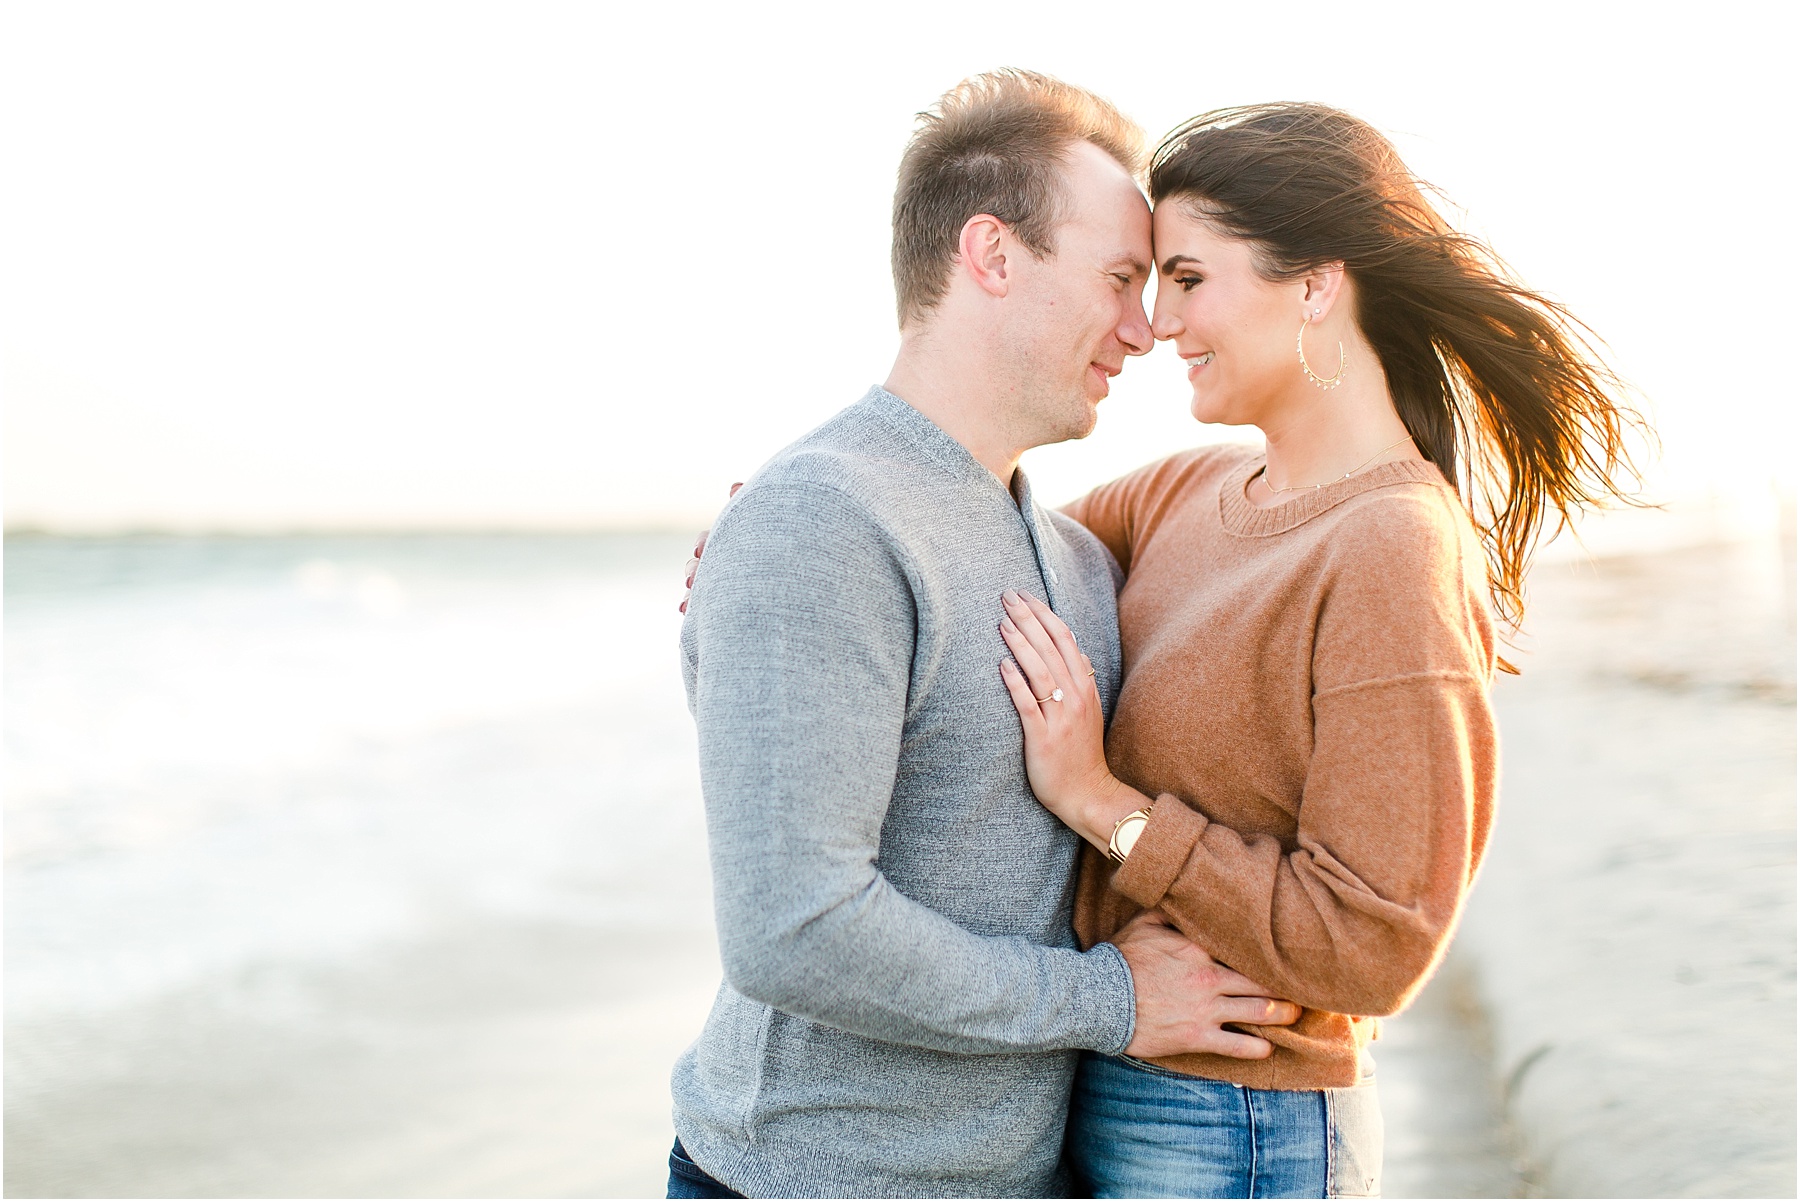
[1174,273,1204,292]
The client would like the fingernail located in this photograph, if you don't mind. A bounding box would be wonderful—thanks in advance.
[685,575,693,587]
[1003,590,1018,603]
[678,601,687,614]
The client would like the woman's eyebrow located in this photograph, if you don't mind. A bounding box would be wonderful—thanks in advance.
[1161,254,1203,274]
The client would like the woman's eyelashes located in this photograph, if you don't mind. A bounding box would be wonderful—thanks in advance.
[1173,273,1204,292]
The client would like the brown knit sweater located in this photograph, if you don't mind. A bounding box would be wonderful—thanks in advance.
[1065,444,1498,1091]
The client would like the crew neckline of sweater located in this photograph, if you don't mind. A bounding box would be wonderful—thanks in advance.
[1217,450,1450,538]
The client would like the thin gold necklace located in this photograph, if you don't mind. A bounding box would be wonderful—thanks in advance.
[1260,435,1415,495]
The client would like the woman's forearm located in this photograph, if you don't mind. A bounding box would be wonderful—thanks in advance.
[1065,775,1157,855]
[1107,675,1494,1016]
[1124,807,1443,1016]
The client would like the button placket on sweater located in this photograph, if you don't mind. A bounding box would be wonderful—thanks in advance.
[1010,470,1063,612]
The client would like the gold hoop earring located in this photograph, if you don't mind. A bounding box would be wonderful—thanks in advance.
[1297,315,1345,389]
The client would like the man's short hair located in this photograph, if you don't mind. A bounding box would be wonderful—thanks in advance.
[891,69,1145,328]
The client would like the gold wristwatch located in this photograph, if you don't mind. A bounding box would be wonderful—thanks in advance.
[1106,806,1153,864]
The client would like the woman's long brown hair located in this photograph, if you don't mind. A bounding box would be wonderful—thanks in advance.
[1149,103,1651,628]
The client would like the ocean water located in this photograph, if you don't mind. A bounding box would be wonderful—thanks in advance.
[5,533,710,1024]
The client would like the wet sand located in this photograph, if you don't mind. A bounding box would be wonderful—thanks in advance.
[1369,530,1794,1198]
[1379,952,1532,1197]
[7,912,721,1197]
[9,926,1539,1199]
[16,921,1543,1200]
[1448,533,1796,1197]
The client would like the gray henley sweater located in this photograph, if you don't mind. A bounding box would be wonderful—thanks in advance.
[673,387,1137,1198]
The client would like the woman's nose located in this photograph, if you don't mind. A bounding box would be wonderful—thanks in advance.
[1151,310,1183,341]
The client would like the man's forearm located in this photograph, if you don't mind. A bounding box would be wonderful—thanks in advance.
[709,849,1134,1055]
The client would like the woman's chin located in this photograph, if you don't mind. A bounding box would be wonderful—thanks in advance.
[1189,393,1232,426]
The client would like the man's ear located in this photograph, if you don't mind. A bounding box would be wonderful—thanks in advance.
[957,214,1012,299]
[1298,262,1348,322]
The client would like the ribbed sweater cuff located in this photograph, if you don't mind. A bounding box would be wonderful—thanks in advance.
[1083,939,1137,1055]
[1112,793,1209,911]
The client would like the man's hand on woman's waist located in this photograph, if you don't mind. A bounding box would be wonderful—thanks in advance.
[1112,909,1302,1060]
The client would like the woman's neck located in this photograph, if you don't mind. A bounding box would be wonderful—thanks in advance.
[1248,360,1419,509]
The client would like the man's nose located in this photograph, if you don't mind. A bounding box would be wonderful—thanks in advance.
[1118,293,1153,356]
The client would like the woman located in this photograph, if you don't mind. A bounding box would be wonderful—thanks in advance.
[996,104,1642,1198]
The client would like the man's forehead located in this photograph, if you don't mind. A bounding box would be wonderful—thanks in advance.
[1093,193,1153,269]
[1056,140,1151,260]
[1061,141,1146,200]
[1101,249,1151,276]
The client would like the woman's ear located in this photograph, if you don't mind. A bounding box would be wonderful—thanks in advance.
[1299,262,1348,322]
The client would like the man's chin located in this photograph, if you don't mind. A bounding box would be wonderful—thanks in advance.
[1056,403,1101,444]
[1017,388,1102,447]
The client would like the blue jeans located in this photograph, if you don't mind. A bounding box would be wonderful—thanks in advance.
[1067,1052,1383,1198]
[667,1139,743,1199]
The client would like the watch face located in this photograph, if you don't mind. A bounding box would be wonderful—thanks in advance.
[1115,814,1147,859]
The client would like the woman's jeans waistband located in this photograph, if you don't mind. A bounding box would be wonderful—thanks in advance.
[1067,1050,1383,1198]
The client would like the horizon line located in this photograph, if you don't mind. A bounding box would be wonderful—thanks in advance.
[4,523,704,538]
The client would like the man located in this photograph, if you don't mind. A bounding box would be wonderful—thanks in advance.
[672,70,1297,1199]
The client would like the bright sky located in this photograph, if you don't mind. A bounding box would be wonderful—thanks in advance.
[3,1,1792,532]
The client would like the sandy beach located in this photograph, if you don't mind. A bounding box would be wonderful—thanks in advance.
[1452,532,1796,1197]
[5,529,1792,1197]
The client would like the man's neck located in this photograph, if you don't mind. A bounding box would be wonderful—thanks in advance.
[883,330,1029,488]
